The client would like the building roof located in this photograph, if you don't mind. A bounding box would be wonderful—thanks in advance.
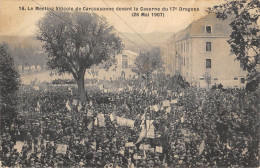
[123,50,139,56]
[167,13,232,43]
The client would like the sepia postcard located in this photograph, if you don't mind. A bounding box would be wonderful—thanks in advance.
[0,0,259,167]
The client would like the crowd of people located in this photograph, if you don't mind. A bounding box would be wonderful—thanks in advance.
[0,77,259,167]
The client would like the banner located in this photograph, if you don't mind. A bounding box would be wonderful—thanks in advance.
[87,110,93,117]
[125,142,134,147]
[181,115,185,123]
[91,142,96,150]
[126,119,135,128]
[14,141,24,153]
[56,144,68,154]
[72,99,77,105]
[146,120,155,138]
[150,105,159,112]
[94,117,98,126]
[77,103,82,111]
[119,149,125,155]
[87,121,93,131]
[162,100,170,107]
[66,100,71,111]
[97,113,105,127]
[116,117,134,128]
[156,146,163,153]
[136,110,147,144]
[166,107,171,113]
[133,154,142,160]
[171,99,178,104]
[140,144,151,150]
[110,112,116,121]
[198,140,205,155]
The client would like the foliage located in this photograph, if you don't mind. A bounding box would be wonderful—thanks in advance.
[0,43,21,127]
[132,47,162,79]
[87,68,99,78]
[168,75,190,90]
[36,11,123,102]
[212,0,260,90]
[52,79,76,85]
[11,46,47,72]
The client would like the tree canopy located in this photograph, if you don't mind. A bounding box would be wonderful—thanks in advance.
[212,0,260,90]
[36,11,123,101]
[132,47,162,79]
[0,43,21,127]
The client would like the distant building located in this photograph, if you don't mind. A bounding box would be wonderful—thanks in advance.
[0,36,47,72]
[113,50,139,79]
[162,14,247,88]
[94,50,139,80]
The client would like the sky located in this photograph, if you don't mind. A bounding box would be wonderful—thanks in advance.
[0,0,225,36]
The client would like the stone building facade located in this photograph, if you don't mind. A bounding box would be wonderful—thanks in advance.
[162,14,247,88]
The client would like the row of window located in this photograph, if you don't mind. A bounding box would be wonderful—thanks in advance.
[205,59,243,70]
[199,77,246,83]
[176,41,190,53]
[176,40,212,54]
[169,25,212,53]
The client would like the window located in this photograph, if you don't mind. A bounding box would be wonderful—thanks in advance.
[206,42,211,51]
[206,59,211,69]
[213,78,218,80]
[234,77,238,80]
[122,55,128,68]
[206,26,212,34]
[122,60,128,68]
[241,78,245,83]
[200,77,204,80]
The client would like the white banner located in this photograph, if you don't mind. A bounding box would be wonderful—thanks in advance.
[56,144,68,154]
[116,117,134,128]
[162,100,170,107]
[156,146,163,153]
[97,113,105,127]
[125,142,134,147]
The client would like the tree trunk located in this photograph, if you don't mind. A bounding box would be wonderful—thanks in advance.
[77,71,87,103]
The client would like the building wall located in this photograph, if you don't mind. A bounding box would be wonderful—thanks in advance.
[164,14,247,88]
[191,37,247,88]
[112,50,139,79]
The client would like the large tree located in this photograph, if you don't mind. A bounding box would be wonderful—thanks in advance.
[0,43,21,128]
[212,0,260,90]
[37,12,123,102]
[132,47,162,80]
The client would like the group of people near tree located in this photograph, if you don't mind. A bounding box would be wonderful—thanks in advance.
[0,77,259,167]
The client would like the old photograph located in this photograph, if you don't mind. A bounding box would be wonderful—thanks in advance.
[0,0,259,167]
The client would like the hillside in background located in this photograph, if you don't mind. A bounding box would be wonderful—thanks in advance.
[0,32,173,68]
[119,31,173,52]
